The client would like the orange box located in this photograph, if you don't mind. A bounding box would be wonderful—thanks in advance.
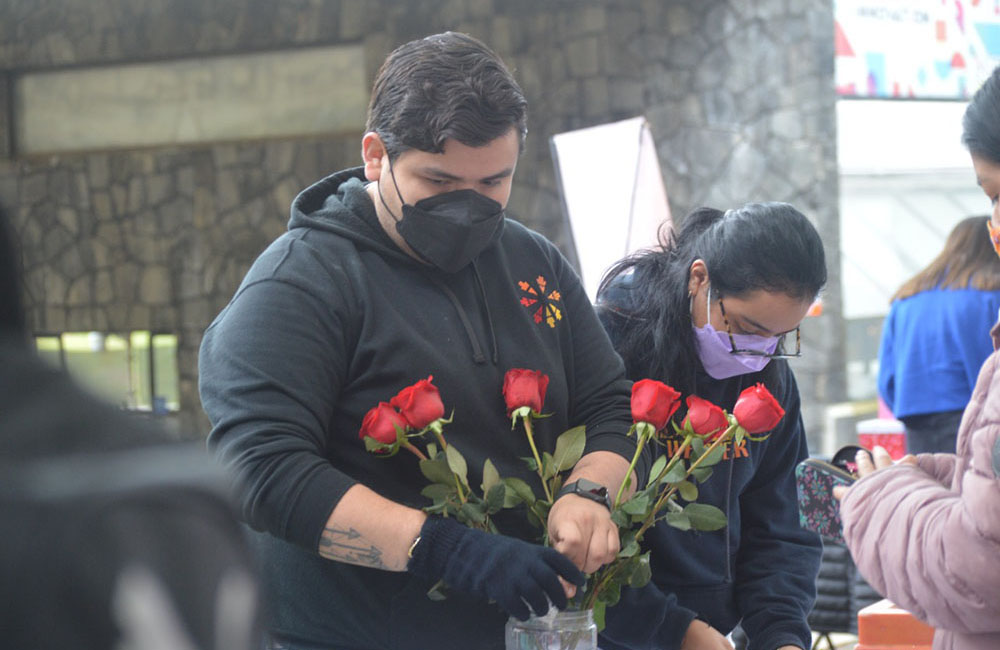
[855,599,934,649]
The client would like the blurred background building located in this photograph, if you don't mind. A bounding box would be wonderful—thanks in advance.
[0,0,996,456]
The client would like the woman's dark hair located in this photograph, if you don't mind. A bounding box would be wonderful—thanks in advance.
[0,203,26,340]
[597,202,827,394]
[892,215,1000,301]
[963,64,1000,163]
[365,31,527,160]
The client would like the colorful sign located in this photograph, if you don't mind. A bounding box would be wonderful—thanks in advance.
[835,0,1000,98]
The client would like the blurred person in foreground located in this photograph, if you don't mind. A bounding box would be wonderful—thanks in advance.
[878,214,1000,453]
[0,204,262,650]
[198,32,644,650]
[834,64,1000,650]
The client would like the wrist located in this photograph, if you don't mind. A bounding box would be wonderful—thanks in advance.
[555,478,612,511]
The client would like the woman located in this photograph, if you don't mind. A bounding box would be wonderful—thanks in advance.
[878,215,1000,453]
[597,202,827,650]
[836,65,1000,650]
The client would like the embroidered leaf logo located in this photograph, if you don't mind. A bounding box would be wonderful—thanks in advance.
[517,276,562,328]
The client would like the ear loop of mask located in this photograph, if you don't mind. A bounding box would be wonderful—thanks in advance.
[374,152,407,224]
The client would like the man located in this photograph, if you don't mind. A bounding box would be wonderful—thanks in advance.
[199,32,646,650]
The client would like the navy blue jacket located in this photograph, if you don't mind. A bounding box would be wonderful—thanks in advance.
[597,281,822,650]
[199,168,644,650]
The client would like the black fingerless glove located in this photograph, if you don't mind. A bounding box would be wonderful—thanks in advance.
[406,516,585,621]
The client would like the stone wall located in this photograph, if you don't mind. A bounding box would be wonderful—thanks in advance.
[0,0,844,447]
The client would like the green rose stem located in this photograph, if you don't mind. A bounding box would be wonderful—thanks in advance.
[584,426,735,610]
[613,422,656,508]
[402,442,428,461]
[639,426,734,539]
[430,426,467,504]
[514,407,553,503]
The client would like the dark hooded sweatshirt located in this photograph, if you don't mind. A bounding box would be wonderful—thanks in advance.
[596,276,822,650]
[198,168,643,650]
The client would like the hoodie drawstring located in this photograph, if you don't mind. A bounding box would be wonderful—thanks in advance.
[428,263,499,366]
[471,261,499,365]
[430,278,488,364]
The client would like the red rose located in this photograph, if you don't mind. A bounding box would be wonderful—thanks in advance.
[630,379,681,430]
[359,402,408,445]
[683,395,729,440]
[733,383,785,434]
[503,368,549,415]
[391,376,445,429]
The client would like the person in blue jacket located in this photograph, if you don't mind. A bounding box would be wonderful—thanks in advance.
[877,214,1000,453]
[199,32,645,650]
[596,203,826,650]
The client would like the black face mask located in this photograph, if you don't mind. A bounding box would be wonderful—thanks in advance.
[379,165,506,274]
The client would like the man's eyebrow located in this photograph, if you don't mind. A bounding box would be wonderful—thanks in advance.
[417,166,515,182]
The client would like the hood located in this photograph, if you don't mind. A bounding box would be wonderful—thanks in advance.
[288,166,416,266]
[288,166,500,365]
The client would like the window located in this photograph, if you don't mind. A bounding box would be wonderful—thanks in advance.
[35,330,180,413]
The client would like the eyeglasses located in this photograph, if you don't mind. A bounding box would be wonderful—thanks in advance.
[718,298,802,359]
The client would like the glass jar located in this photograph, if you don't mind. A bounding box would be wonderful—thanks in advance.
[504,609,597,650]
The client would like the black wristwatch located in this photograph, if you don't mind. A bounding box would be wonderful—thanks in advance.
[555,478,612,511]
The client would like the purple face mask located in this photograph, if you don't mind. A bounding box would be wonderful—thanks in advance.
[692,285,778,380]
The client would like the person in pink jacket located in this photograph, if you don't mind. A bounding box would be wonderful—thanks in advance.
[833,64,1000,650]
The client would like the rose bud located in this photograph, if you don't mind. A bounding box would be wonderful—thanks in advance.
[359,402,408,445]
[733,383,785,434]
[630,379,681,430]
[391,376,445,430]
[503,368,550,416]
[683,395,729,441]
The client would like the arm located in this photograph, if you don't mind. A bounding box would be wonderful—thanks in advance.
[839,423,1000,634]
[734,369,822,650]
[542,242,647,573]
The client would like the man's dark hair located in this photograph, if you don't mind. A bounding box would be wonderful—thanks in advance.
[365,31,527,160]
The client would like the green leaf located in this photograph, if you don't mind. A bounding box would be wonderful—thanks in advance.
[664,511,691,531]
[426,442,438,459]
[735,428,745,447]
[621,493,650,516]
[593,599,607,632]
[690,467,714,483]
[541,451,555,479]
[619,536,640,558]
[502,477,536,507]
[445,444,469,487]
[684,503,727,531]
[697,442,726,468]
[691,436,705,457]
[419,455,455,486]
[484,482,506,514]
[610,508,630,528]
[661,460,686,484]
[459,501,487,526]
[628,554,652,588]
[420,483,453,502]
[520,455,538,472]
[677,480,698,502]
[552,425,586,472]
[647,454,668,487]
[481,458,500,495]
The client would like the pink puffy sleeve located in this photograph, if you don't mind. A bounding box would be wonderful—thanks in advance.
[840,354,1000,635]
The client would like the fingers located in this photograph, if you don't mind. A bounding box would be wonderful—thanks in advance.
[855,448,875,477]
[558,576,577,600]
[899,454,918,466]
[871,445,894,470]
[832,485,849,501]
